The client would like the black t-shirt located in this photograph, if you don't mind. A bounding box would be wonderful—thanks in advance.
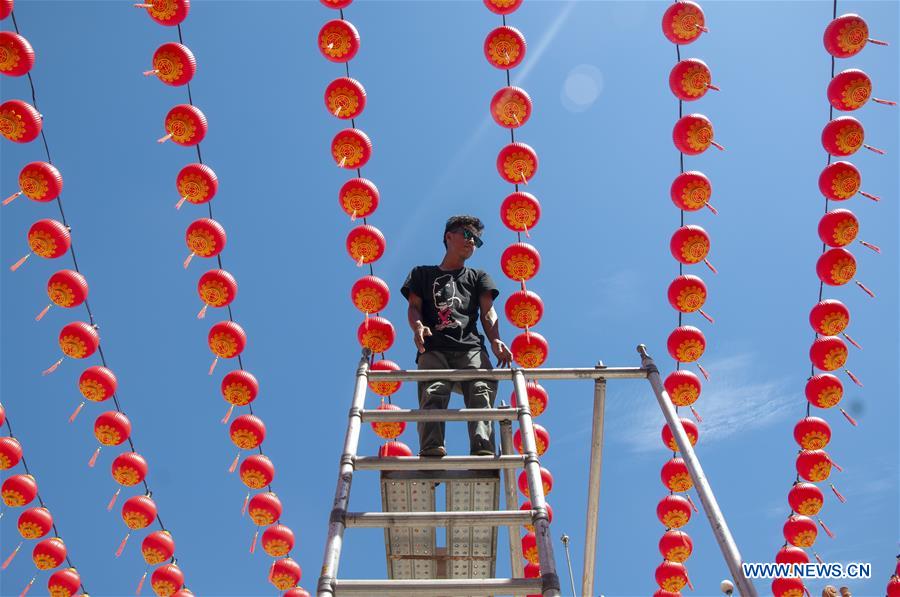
[401,266,500,352]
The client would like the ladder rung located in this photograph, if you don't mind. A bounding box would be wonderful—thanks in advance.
[345,510,532,528]
[333,577,544,596]
[354,455,524,471]
[360,407,518,423]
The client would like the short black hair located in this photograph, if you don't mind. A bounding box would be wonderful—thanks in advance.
[443,215,484,248]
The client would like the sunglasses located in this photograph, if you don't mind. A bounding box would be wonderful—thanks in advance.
[457,228,483,248]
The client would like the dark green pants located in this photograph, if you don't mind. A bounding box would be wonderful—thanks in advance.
[417,348,497,455]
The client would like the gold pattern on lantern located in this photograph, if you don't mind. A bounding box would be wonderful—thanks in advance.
[1,489,26,506]
[200,280,230,306]
[681,65,709,97]
[830,169,860,198]
[342,188,374,215]
[800,431,829,450]
[320,25,353,59]
[18,521,46,539]
[29,230,59,257]
[187,228,217,256]
[662,510,689,528]
[509,302,540,328]
[360,329,391,353]
[670,383,699,406]
[807,461,832,482]
[179,173,210,203]
[373,421,403,440]
[95,425,123,446]
[328,86,360,116]
[686,120,712,152]
[487,33,521,67]
[34,553,61,570]
[354,288,385,313]
[676,286,704,312]
[0,454,12,469]
[240,469,269,489]
[166,112,198,144]
[781,589,804,597]
[231,429,260,449]
[834,124,863,154]
[495,95,528,126]
[249,508,276,526]
[681,180,710,209]
[150,580,178,597]
[837,21,867,55]
[821,347,847,370]
[523,546,539,564]
[49,282,76,307]
[679,235,708,263]
[264,539,291,557]
[349,235,380,263]
[143,547,168,565]
[20,170,49,200]
[124,512,150,530]
[113,465,143,486]
[60,334,88,359]
[818,312,848,335]
[0,42,21,73]
[502,151,535,181]
[80,379,107,401]
[149,0,178,20]
[675,339,703,362]
[841,77,871,109]
[224,382,253,405]
[487,0,517,8]
[829,257,856,284]
[660,575,687,592]
[667,472,693,492]
[209,332,239,358]
[667,432,697,452]
[272,573,298,591]
[792,530,817,548]
[670,4,703,41]
[814,385,842,408]
[333,136,365,168]
[831,218,857,246]
[515,345,545,368]
[504,200,537,229]
[665,545,691,563]
[796,498,823,516]
[0,108,26,141]
[154,51,184,83]
[504,254,536,280]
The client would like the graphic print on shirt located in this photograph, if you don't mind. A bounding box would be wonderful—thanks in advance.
[432,274,463,335]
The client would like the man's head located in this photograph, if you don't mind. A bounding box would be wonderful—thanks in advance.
[443,215,484,260]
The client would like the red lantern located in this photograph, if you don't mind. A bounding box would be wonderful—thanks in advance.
[0,0,10,20]
[357,316,395,353]
[818,161,878,202]
[805,374,843,409]
[2,474,37,507]
[147,42,195,86]
[184,218,226,268]
[79,366,117,403]
[32,537,66,570]
[818,209,858,248]
[160,104,207,146]
[111,452,149,487]
[325,77,366,120]
[888,577,900,597]
[240,454,275,489]
[122,495,157,530]
[655,561,689,592]
[4,161,63,206]
[518,467,553,497]
[346,224,386,266]
[47,322,99,374]
[659,530,693,563]
[141,531,175,565]
[371,403,405,440]
[828,69,871,111]
[661,418,699,452]
[664,370,701,406]
[772,577,806,597]
[248,492,282,527]
[11,219,71,272]
[796,450,834,483]
[816,248,856,286]
[483,0,523,15]
[653,591,681,597]
[673,113,721,155]
[793,417,832,450]
[510,381,549,418]
[520,532,538,564]
[150,563,184,596]
[670,170,714,212]
[501,242,541,282]
[809,336,847,371]
[197,269,238,319]
[0,436,23,470]
[320,0,352,9]
[491,86,532,129]
[667,275,707,314]
[230,414,266,451]
[514,423,549,456]
[368,359,401,396]
[519,500,553,532]
[351,275,390,315]
[270,557,302,591]
[511,331,548,368]
[809,299,849,336]
[668,58,716,101]
[47,568,81,597]
[505,290,544,329]
[669,225,712,267]
[821,116,868,156]
[284,590,311,597]
[824,14,882,59]
[141,0,190,26]
[0,32,34,77]
[775,545,809,565]
[524,562,540,578]
[788,482,824,516]
[0,99,41,143]
[262,524,295,557]
[500,191,541,234]
[94,411,131,448]
[318,19,360,63]
[378,441,412,457]
[221,370,259,407]
[18,507,53,539]
[208,321,246,374]
[783,514,817,547]
[175,163,218,209]
[657,495,692,529]
[661,457,693,492]
[0,402,4,427]
[332,128,372,169]
[667,325,705,363]
[497,142,538,184]
[43,269,88,315]
[661,0,706,45]
[338,178,379,220]
[484,26,526,70]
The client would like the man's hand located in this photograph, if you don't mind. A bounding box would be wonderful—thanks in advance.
[491,338,513,368]
[414,323,432,354]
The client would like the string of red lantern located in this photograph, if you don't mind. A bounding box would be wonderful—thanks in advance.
[135,1,304,593]
[656,1,724,593]
[886,556,900,597]
[2,5,187,596]
[480,0,557,581]
[772,6,892,596]
[317,0,403,468]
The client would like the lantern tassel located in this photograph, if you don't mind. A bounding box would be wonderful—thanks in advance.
[364,312,369,330]
[704,201,718,215]
[818,518,835,539]
[694,23,708,32]
[522,223,530,238]
[867,37,889,46]
[327,42,334,49]
[703,258,718,274]
[858,190,880,201]
[830,483,847,503]
[42,357,64,376]
[88,446,101,467]
[334,105,342,116]
[157,132,173,144]
[858,240,881,253]
[689,406,703,423]
[710,140,725,151]
[249,529,259,553]
[828,457,843,473]
[872,97,896,106]
[1,542,22,570]
[197,303,209,319]
[513,113,521,126]
[696,362,710,381]
[136,571,147,595]
[241,491,250,516]
[183,252,195,269]
[19,576,35,597]
[706,82,720,92]
[520,171,528,185]
[3,190,22,206]
[209,356,219,376]
[107,487,122,511]
[839,408,858,427]
[35,304,51,321]
[228,452,240,473]
[814,551,825,564]
[68,401,85,423]
[175,196,188,210]
[686,494,699,513]
[10,253,31,272]
[355,255,364,267]
[133,3,154,7]
[268,559,276,582]
[350,209,357,222]
[844,368,863,386]
[698,309,714,324]
[842,332,862,350]
[863,144,886,155]
[521,280,526,292]
[338,156,346,168]
[221,403,235,424]
[685,571,695,591]
[115,532,131,558]
[855,280,875,298]
[142,69,159,77]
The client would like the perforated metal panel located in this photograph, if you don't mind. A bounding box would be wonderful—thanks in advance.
[382,476,437,580]
[448,477,499,582]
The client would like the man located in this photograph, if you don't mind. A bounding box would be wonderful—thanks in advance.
[401,215,513,457]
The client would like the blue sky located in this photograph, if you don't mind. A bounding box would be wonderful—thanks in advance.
[1,1,897,596]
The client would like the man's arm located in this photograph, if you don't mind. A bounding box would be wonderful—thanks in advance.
[407,291,432,354]
[479,292,512,368]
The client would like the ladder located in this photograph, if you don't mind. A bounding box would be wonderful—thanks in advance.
[317,346,758,597]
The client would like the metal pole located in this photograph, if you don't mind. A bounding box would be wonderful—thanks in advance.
[512,370,562,597]
[366,366,649,383]
[581,365,607,597]
[637,345,758,597]
[499,412,526,593]
[317,351,371,597]
[560,535,577,597]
